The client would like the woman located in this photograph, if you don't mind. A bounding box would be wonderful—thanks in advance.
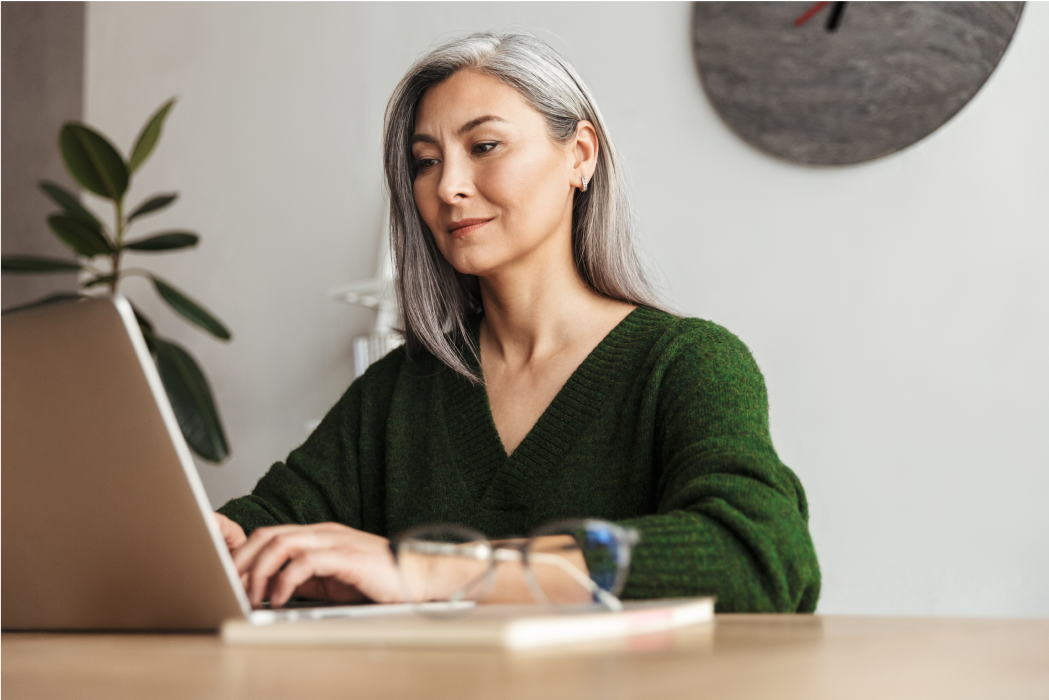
[215,32,821,613]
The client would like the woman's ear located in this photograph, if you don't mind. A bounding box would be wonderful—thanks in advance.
[572,120,599,189]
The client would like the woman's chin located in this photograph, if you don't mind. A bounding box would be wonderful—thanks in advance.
[444,250,503,279]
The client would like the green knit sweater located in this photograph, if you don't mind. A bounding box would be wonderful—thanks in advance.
[219,307,820,612]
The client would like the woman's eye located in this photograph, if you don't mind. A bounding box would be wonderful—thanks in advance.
[415,157,438,171]
[472,142,498,155]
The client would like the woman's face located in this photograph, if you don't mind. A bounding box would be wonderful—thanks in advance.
[412,70,589,279]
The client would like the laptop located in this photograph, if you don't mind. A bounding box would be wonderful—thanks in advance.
[1,295,423,630]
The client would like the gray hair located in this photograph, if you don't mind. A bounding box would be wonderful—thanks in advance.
[383,31,661,383]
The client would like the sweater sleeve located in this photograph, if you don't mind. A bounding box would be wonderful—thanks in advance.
[616,320,821,613]
[216,379,365,536]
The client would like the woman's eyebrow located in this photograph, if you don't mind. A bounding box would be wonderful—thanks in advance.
[411,115,508,146]
[457,115,507,136]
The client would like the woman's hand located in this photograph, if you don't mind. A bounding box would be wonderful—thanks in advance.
[231,522,404,609]
[213,512,247,553]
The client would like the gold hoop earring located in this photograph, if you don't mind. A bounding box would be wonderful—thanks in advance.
[580,175,588,193]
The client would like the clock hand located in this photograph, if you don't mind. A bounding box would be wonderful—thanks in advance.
[825,2,847,32]
[793,1,831,27]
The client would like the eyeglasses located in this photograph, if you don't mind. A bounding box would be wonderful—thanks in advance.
[389,519,640,612]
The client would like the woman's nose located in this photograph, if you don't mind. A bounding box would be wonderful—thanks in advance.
[436,154,473,204]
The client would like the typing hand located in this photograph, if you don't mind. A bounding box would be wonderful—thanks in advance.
[213,512,247,553]
[231,522,403,609]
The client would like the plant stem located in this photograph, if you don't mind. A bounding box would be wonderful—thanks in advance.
[110,199,125,295]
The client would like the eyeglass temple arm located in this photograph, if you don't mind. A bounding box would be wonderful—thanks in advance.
[493,548,624,612]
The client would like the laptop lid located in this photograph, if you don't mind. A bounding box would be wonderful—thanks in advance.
[2,295,250,630]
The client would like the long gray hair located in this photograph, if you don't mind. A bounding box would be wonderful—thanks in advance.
[383,31,661,382]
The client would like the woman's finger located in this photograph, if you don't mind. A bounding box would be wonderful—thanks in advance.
[213,512,247,552]
[266,550,333,608]
[265,553,314,608]
[244,531,322,606]
[232,524,302,575]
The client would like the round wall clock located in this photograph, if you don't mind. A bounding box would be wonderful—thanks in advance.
[691,2,1025,165]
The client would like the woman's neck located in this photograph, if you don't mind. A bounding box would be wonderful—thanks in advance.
[477,241,633,369]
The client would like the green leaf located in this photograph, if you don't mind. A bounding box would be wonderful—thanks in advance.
[127,193,178,222]
[1,293,84,315]
[2,255,82,273]
[128,98,176,174]
[48,214,113,257]
[152,335,229,462]
[151,276,232,340]
[39,181,105,230]
[82,274,117,289]
[124,231,199,252]
[59,124,129,201]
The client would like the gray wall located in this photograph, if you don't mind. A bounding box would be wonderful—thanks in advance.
[1,2,84,310]
[74,2,1049,617]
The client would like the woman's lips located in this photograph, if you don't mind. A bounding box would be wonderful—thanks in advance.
[448,218,492,238]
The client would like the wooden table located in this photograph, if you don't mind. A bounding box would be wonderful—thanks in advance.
[4,615,1048,699]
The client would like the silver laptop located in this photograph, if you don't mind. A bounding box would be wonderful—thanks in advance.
[1,295,422,630]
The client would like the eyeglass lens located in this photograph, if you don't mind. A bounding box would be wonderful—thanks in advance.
[524,521,629,606]
[396,525,494,604]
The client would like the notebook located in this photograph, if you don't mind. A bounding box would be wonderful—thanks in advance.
[222,597,715,650]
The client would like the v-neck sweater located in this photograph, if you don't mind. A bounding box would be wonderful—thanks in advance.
[219,307,821,612]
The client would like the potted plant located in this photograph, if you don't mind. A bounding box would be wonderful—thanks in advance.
[2,98,231,463]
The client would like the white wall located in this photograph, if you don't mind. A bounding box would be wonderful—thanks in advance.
[85,2,1049,617]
